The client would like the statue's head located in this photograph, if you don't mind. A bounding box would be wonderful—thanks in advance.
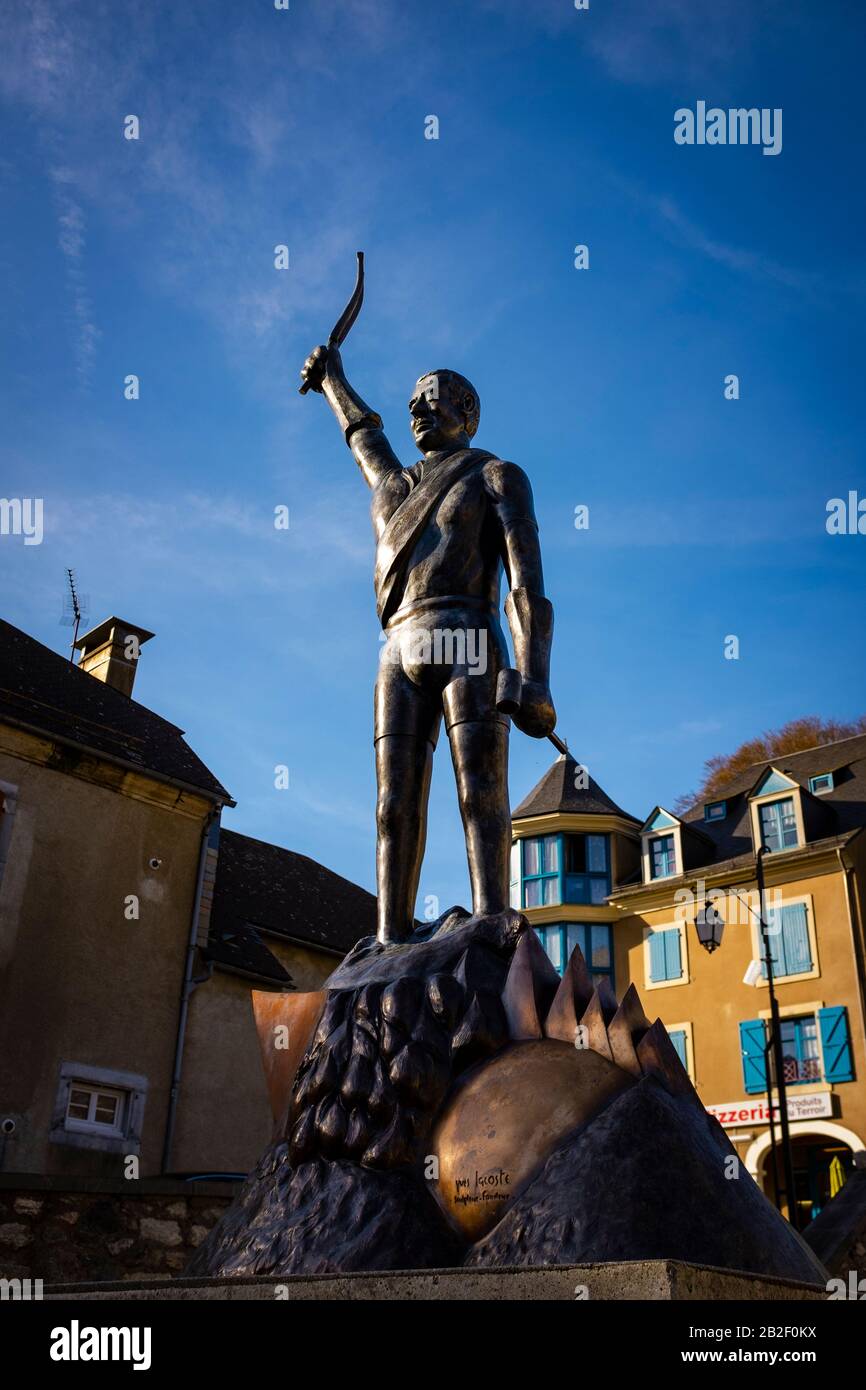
[410,370,480,453]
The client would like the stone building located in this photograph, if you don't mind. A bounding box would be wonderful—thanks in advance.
[0,615,375,1281]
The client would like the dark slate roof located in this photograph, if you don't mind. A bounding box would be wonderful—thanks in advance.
[210,828,377,958]
[612,829,861,897]
[678,733,866,866]
[0,618,231,803]
[639,805,715,848]
[204,922,292,986]
[512,753,640,824]
[612,734,866,893]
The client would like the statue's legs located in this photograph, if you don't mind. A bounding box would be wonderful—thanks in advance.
[447,718,511,917]
[374,733,434,943]
[374,609,510,939]
[374,650,442,943]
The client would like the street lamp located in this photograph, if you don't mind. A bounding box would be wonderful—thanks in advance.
[755,845,800,1231]
[695,899,725,953]
[695,846,800,1229]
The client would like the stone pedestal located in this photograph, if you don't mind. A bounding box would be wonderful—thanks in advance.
[44,1260,826,1301]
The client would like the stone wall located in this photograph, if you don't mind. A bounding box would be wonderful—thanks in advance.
[0,1178,235,1284]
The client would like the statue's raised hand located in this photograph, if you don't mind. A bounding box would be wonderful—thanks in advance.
[300,345,331,394]
[300,344,344,395]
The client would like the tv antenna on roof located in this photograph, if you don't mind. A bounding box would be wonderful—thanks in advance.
[62,568,83,663]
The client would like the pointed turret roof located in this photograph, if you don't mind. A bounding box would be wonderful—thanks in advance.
[512,753,640,823]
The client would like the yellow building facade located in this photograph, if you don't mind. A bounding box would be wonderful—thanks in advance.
[513,741,866,1226]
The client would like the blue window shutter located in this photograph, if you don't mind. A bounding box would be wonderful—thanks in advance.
[740,1019,768,1094]
[648,931,667,982]
[664,928,682,980]
[669,1029,688,1068]
[819,1007,854,1083]
[761,907,784,979]
[759,801,779,852]
[780,904,812,975]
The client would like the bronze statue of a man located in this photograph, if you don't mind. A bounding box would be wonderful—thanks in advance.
[301,343,556,943]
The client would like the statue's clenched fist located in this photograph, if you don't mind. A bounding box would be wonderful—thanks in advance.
[512,679,556,740]
[300,344,340,394]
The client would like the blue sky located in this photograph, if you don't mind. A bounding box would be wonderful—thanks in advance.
[1,0,864,913]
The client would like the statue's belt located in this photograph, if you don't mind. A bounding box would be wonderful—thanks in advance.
[374,448,495,628]
[384,595,498,631]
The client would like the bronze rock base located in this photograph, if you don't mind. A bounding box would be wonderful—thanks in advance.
[186,910,827,1285]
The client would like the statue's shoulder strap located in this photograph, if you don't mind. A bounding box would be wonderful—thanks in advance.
[374,448,493,623]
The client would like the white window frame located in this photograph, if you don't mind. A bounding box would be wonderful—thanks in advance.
[50,1062,148,1155]
[809,774,834,796]
[643,922,690,991]
[748,892,820,986]
[64,1082,127,1138]
[749,778,805,856]
[756,997,831,1091]
[641,829,682,883]
[666,1020,695,1080]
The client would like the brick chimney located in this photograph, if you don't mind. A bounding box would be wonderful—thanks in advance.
[74,616,155,698]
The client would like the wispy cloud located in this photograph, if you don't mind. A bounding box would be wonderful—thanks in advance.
[48,165,100,384]
[545,491,825,552]
[292,784,373,837]
[0,1,406,396]
[40,487,371,596]
[629,718,725,747]
[586,0,766,86]
[650,193,821,296]
[602,172,856,306]
[475,0,771,84]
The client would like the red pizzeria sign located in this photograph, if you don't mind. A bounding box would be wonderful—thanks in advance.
[707,1093,832,1127]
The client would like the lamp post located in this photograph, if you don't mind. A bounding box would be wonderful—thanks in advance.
[755,845,800,1230]
[695,848,800,1230]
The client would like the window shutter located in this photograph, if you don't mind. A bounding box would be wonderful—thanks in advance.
[740,1018,768,1094]
[761,910,784,979]
[668,1029,688,1069]
[664,928,682,981]
[819,1006,854,1083]
[648,930,667,983]
[780,903,812,975]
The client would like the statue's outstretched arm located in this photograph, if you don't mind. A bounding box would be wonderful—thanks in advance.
[300,345,403,490]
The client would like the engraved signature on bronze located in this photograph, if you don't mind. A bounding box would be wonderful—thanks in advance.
[453,1168,512,1206]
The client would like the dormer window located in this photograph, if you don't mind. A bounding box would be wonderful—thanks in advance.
[748,767,804,857]
[704,800,726,822]
[640,809,682,884]
[758,796,799,853]
[809,773,834,796]
[650,833,677,879]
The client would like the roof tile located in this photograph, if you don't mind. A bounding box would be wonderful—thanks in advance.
[513,753,640,823]
[0,618,231,802]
